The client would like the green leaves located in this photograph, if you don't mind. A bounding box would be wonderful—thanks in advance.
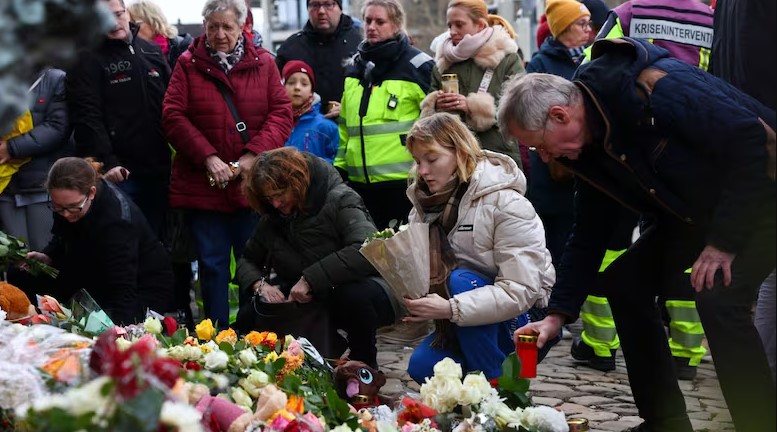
[497,353,532,409]
[0,229,59,278]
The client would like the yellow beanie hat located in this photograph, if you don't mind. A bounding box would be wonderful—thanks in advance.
[546,0,591,38]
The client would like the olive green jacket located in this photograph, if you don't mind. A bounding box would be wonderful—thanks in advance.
[422,26,524,169]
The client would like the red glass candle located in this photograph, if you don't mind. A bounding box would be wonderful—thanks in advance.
[516,334,538,378]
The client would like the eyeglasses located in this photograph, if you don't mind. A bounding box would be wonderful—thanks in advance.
[575,19,592,30]
[48,195,90,214]
[528,113,551,155]
[308,1,337,10]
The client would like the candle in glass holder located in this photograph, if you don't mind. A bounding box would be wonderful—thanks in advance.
[567,417,590,431]
[516,334,538,378]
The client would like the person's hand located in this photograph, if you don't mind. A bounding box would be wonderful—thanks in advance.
[323,101,341,119]
[435,91,468,114]
[514,313,564,349]
[236,152,256,177]
[205,155,233,184]
[256,282,286,303]
[691,245,736,292]
[0,140,10,164]
[403,294,453,321]
[289,277,313,303]
[104,166,130,183]
[23,251,52,271]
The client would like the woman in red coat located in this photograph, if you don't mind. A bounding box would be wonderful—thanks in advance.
[162,0,292,329]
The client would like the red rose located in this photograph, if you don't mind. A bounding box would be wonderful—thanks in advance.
[163,316,178,336]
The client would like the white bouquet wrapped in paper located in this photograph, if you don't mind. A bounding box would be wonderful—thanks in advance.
[359,222,430,301]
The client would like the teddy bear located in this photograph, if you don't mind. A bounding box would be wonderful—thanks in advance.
[0,281,35,320]
[333,360,389,409]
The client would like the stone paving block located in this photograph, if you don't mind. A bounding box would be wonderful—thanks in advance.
[575,373,616,383]
[574,385,622,397]
[688,411,713,420]
[556,402,593,415]
[532,396,563,407]
[593,382,633,393]
[690,418,733,431]
[710,410,732,422]
[614,395,635,404]
[598,403,639,416]
[573,411,620,422]
[699,398,728,409]
[546,378,586,386]
[684,396,701,410]
[568,395,617,406]
[595,417,644,431]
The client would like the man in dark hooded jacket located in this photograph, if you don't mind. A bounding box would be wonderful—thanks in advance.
[504,37,776,432]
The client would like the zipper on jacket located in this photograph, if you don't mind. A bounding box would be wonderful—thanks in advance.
[129,45,135,54]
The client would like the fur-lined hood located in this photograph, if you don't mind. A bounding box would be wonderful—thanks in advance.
[435,25,518,73]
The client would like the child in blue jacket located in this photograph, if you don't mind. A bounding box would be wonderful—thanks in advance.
[282,61,339,164]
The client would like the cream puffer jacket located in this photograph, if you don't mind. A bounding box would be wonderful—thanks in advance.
[407,151,555,327]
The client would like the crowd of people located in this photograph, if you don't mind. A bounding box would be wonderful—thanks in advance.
[0,0,774,430]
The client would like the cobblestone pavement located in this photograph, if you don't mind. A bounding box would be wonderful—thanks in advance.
[375,326,733,432]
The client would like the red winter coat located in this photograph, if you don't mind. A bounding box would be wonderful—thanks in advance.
[163,36,292,211]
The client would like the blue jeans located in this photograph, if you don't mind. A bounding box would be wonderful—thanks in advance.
[408,269,528,382]
[189,209,258,329]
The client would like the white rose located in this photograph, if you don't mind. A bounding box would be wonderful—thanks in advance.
[237,349,258,367]
[232,387,253,409]
[432,357,462,380]
[420,376,462,413]
[160,400,203,432]
[521,406,567,432]
[144,317,162,335]
[331,424,358,432]
[203,350,229,370]
[185,345,203,360]
[459,373,495,406]
[167,346,187,360]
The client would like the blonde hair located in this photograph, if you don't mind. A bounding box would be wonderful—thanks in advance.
[361,0,406,35]
[406,113,485,183]
[448,0,517,39]
[128,0,177,38]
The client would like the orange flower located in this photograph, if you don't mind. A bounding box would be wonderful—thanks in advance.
[215,328,237,345]
[286,394,305,413]
[244,331,265,347]
[279,351,304,376]
[262,332,278,349]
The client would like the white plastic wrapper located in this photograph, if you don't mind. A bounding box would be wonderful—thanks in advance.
[359,222,430,301]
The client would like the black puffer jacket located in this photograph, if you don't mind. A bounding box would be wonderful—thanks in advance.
[43,179,173,325]
[167,33,194,70]
[5,69,71,194]
[275,15,362,107]
[236,153,394,308]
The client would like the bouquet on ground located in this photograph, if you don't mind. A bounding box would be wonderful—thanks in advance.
[405,355,567,432]
[359,222,430,301]
[34,290,114,336]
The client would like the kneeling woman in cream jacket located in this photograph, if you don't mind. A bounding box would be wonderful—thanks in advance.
[403,113,555,382]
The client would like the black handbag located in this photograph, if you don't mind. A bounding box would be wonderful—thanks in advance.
[234,257,347,359]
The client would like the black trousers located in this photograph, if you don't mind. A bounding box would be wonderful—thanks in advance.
[330,277,395,368]
[600,209,776,432]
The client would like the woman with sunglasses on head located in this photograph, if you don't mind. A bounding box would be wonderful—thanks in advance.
[524,0,591,266]
[25,157,174,325]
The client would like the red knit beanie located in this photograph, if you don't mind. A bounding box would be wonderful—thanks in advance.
[282,60,316,91]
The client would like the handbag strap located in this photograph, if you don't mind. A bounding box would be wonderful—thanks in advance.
[214,80,250,144]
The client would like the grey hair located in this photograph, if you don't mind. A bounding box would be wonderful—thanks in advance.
[497,73,582,133]
[361,0,406,34]
[202,0,247,27]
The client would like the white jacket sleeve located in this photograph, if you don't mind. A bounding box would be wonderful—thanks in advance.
[451,199,556,327]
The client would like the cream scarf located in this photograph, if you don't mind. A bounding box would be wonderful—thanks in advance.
[438,26,495,64]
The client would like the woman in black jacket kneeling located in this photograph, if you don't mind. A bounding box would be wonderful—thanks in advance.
[236,148,398,367]
[26,157,174,325]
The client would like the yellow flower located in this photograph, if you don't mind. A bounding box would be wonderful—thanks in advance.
[262,332,279,349]
[264,351,279,363]
[244,331,264,347]
[215,328,237,345]
[195,319,215,341]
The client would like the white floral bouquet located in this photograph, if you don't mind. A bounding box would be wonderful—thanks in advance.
[359,222,430,301]
[417,358,568,432]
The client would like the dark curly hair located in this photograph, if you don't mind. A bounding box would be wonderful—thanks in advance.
[242,148,311,215]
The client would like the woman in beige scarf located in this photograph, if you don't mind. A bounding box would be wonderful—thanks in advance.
[403,113,555,383]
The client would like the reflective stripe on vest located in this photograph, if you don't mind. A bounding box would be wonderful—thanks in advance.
[346,120,417,138]
[581,295,620,356]
[665,299,707,365]
[599,249,627,272]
